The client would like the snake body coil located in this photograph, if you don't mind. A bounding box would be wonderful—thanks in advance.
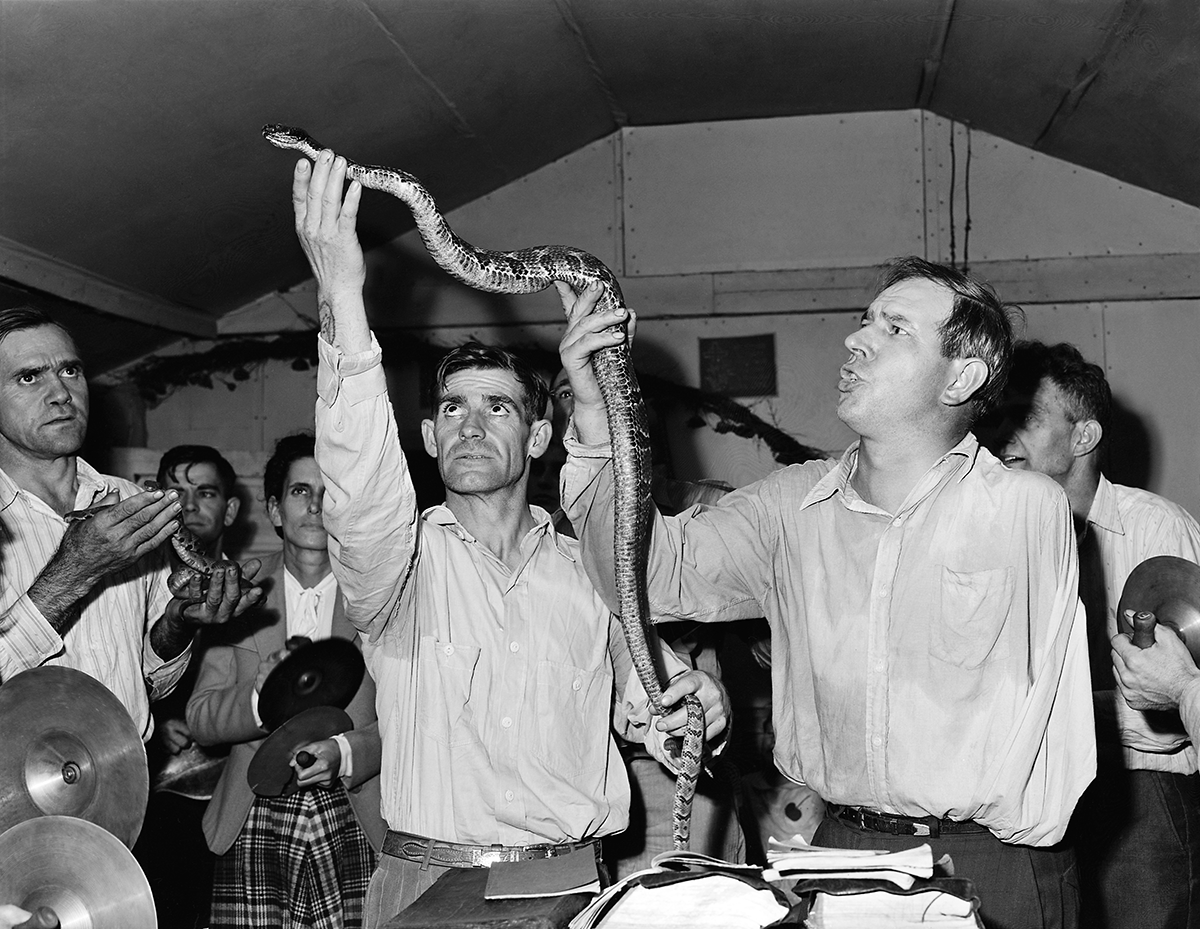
[264,123,704,849]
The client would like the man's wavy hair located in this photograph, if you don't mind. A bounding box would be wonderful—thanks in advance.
[429,342,550,425]
[0,305,72,347]
[875,257,1023,420]
[156,445,238,498]
[1010,340,1112,436]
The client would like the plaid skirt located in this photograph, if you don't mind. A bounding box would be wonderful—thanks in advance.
[211,786,377,929]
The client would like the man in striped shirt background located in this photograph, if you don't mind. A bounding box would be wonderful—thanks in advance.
[0,305,262,740]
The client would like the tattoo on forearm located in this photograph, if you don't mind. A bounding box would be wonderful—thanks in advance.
[319,298,336,343]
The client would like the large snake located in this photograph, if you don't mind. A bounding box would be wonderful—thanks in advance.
[263,124,705,849]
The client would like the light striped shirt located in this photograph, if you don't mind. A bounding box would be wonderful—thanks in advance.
[1083,475,1200,773]
[0,459,187,740]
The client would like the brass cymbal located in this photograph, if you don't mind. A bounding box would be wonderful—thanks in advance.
[0,815,155,929]
[258,637,365,731]
[0,667,148,848]
[247,706,353,797]
[1117,555,1200,664]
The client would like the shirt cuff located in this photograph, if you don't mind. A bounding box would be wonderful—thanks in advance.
[250,687,263,729]
[316,332,387,408]
[332,732,353,781]
[0,596,63,672]
[562,420,612,459]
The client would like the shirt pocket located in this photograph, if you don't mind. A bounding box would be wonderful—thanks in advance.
[532,659,613,780]
[415,634,481,746]
[932,565,1015,669]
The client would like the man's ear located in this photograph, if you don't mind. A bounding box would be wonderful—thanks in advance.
[266,496,281,529]
[1072,419,1103,458]
[526,419,553,460]
[943,357,989,407]
[420,419,438,459]
[223,496,241,528]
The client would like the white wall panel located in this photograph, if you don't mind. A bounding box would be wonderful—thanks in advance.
[923,114,1200,263]
[622,113,927,276]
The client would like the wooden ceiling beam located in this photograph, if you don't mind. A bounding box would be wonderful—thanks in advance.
[0,235,217,338]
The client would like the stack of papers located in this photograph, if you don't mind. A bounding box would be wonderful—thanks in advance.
[806,888,978,928]
[569,851,789,929]
[763,834,936,889]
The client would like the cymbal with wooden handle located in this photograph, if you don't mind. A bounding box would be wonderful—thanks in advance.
[0,667,148,847]
[0,815,155,929]
[257,637,365,731]
[1118,556,1200,664]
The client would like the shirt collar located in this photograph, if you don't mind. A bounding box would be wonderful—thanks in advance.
[422,502,575,561]
[799,432,980,513]
[1086,474,1125,536]
[0,456,114,513]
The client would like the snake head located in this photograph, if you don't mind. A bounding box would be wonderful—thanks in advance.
[262,124,322,155]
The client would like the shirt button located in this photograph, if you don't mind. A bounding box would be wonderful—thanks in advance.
[510,642,520,653]
[572,680,582,691]
[444,645,454,656]
[874,660,885,673]
[502,716,512,729]
[505,790,515,802]
[872,735,883,747]
[894,515,905,526]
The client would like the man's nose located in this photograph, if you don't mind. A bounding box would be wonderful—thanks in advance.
[844,324,870,355]
[459,412,485,439]
[45,373,73,403]
[310,489,324,514]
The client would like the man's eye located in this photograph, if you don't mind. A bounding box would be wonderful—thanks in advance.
[490,404,507,414]
[62,365,82,377]
[17,374,36,385]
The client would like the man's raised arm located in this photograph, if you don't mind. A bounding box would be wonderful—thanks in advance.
[292,149,421,639]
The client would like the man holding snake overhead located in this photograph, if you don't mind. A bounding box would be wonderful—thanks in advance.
[291,148,730,925]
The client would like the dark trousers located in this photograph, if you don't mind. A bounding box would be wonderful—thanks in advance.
[814,814,1078,929]
[1073,766,1200,929]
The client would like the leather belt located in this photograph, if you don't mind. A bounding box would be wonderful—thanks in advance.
[382,829,599,870]
[830,804,988,838]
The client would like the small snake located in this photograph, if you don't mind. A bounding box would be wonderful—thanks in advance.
[65,483,217,580]
[264,123,706,848]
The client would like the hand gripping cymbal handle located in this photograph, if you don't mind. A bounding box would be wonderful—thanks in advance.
[295,751,315,768]
[1131,609,1158,649]
[14,907,60,929]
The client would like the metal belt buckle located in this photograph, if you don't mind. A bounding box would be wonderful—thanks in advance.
[912,821,932,837]
[478,844,508,867]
